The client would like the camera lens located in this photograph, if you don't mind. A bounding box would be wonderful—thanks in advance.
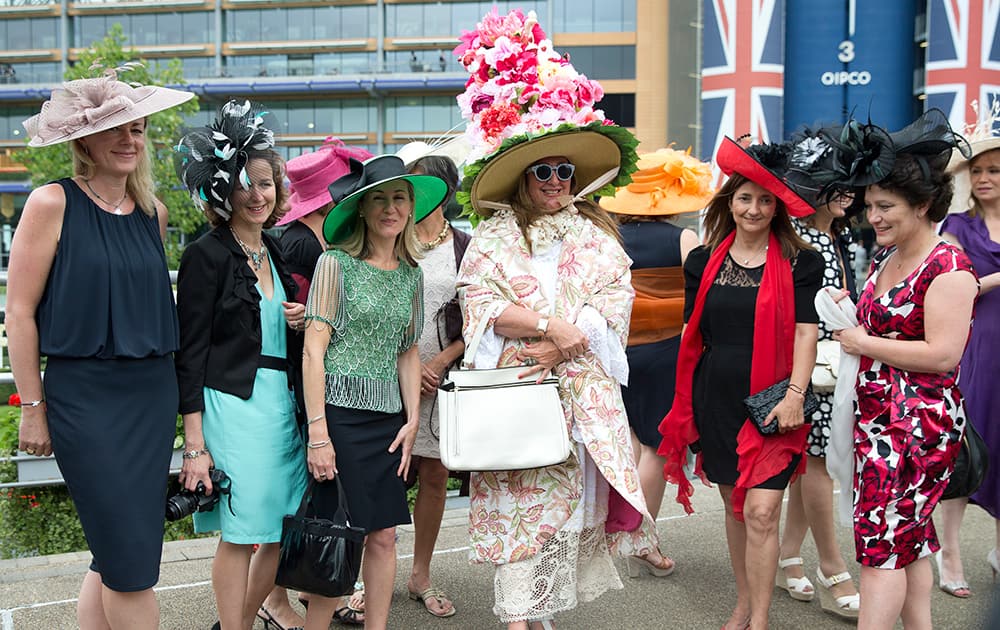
[165,491,200,521]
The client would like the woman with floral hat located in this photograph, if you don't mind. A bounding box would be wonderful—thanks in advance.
[453,10,668,628]
[174,100,309,630]
[301,155,446,630]
[658,137,823,630]
[7,69,192,629]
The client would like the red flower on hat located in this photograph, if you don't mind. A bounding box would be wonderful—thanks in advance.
[479,103,522,142]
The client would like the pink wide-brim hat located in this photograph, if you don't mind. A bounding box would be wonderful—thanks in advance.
[278,139,373,226]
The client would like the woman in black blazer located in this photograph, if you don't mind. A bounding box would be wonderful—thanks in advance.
[174,101,308,630]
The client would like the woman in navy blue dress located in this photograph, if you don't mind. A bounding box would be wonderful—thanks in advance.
[7,72,192,629]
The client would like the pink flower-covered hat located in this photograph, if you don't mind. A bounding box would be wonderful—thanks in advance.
[453,9,638,217]
[278,138,373,226]
[23,66,193,148]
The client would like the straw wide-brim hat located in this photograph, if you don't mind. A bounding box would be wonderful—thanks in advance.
[24,76,193,148]
[279,141,373,226]
[716,136,814,218]
[323,155,448,244]
[600,147,715,216]
[947,136,1000,214]
[468,129,621,216]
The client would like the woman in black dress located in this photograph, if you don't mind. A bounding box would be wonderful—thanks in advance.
[659,138,822,630]
[599,147,709,572]
[7,71,192,629]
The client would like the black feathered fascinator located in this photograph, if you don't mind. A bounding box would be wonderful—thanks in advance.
[174,99,276,219]
[787,109,971,203]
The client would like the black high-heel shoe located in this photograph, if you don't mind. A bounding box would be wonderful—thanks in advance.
[257,606,304,630]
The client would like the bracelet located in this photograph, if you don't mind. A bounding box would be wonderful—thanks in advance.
[20,399,45,408]
[182,448,210,460]
[787,383,806,396]
[307,414,325,425]
[307,439,330,449]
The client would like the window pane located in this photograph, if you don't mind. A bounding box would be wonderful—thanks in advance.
[286,102,315,134]
[598,93,635,127]
[287,8,312,41]
[260,8,284,41]
[33,18,58,49]
[7,18,29,49]
[131,14,156,46]
[229,10,260,41]
[182,12,210,44]
[341,6,371,38]
[392,5,422,37]
[340,99,371,133]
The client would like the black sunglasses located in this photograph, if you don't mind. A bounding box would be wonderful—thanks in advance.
[526,162,576,182]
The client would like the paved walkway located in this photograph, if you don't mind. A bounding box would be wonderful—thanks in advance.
[1,486,995,629]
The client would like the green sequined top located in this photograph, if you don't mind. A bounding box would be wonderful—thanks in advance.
[305,249,424,413]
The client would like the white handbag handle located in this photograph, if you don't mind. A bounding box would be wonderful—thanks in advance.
[462,301,505,368]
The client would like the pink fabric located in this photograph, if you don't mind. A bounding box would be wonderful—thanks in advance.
[605,486,643,533]
[279,139,373,225]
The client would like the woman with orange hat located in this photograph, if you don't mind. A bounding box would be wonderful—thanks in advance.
[599,147,710,569]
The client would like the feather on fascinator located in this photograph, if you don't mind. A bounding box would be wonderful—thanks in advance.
[787,109,970,199]
[174,99,276,220]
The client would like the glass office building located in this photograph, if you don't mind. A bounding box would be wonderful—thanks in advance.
[0,0,698,256]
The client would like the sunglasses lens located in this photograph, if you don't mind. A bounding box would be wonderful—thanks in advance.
[529,163,575,182]
[532,165,553,181]
[556,164,575,181]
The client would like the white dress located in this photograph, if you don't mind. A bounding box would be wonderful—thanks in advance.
[413,236,458,458]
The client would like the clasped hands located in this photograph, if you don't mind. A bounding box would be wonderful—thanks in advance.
[518,317,588,383]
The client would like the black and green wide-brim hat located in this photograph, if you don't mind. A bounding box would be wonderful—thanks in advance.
[322,155,449,244]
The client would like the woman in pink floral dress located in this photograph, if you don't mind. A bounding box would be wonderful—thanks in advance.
[793,110,978,629]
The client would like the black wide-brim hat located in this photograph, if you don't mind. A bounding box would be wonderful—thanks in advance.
[715,137,814,218]
[323,155,448,244]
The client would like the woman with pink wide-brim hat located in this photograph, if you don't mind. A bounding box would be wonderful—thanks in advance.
[8,68,193,630]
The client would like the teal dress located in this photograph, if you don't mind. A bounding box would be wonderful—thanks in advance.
[194,255,307,543]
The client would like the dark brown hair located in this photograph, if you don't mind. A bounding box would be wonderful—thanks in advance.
[872,152,953,222]
[702,173,810,259]
[204,149,289,228]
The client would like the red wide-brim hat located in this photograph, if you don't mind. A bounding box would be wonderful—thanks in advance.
[715,137,814,218]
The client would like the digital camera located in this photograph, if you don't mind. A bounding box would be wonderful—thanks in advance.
[165,468,231,521]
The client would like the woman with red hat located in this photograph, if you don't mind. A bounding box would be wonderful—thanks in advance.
[658,138,823,630]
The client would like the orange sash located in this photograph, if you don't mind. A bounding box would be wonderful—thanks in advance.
[628,267,685,346]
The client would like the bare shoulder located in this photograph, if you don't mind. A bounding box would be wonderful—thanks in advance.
[22,182,67,224]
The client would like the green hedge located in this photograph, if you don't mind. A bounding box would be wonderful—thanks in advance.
[0,406,206,559]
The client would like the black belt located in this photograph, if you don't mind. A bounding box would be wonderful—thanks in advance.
[259,355,287,371]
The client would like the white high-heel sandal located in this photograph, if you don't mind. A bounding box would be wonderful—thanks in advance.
[775,557,814,602]
[815,567,860,619]
[625,553,676,578]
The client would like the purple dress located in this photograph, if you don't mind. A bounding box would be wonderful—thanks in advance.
[942,212,1000,516]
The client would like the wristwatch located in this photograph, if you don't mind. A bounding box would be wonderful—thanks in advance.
[536,317,549,336]
[182,448,210,460]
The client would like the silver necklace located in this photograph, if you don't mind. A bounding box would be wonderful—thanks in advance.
[733,241,768,265]
[230,226,267,271]
[420,221,450,250]
[83,179,127,215]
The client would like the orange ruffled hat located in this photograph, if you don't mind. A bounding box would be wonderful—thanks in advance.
[599,147,715,216]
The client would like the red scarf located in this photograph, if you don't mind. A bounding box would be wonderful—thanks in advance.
[657,231,808,520]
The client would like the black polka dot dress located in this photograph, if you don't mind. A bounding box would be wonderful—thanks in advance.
[794,221,854,458]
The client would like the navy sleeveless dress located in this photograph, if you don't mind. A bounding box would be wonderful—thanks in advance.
[37,178,179,592]
[619,221,684,447]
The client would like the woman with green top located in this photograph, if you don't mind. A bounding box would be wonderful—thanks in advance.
[301,155,447,630]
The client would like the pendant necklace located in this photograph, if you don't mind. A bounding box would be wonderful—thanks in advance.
[420,221,451,250]
[84,179,127,215]
[735,242,768,265]
[230,226,267,271]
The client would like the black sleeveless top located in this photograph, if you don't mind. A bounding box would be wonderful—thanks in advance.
[37,178,179,359]
[619,221,684,269]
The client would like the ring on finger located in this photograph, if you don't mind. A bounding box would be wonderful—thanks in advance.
[25,447,36,455]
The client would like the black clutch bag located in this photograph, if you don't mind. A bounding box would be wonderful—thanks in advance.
[743,378,819,436]
[275,477,365,598]
[943,420,989,500]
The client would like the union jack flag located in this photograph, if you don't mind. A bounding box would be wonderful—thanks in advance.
[700,0,784,174]
[925,0,1000,130]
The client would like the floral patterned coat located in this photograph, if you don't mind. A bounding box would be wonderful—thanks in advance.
[455,210,659,565]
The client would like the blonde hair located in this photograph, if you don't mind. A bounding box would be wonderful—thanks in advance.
[510,174,621,252]
[71,121,157,217]
[966,148,1000,218]
[334,182,423,267]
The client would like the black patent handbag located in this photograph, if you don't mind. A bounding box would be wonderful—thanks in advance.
[743,378,819,436]
[275,477,364,598]
[943,420,989,500]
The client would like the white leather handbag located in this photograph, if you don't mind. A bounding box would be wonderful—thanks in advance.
[811,339,840,393]
[437,306,571,472]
